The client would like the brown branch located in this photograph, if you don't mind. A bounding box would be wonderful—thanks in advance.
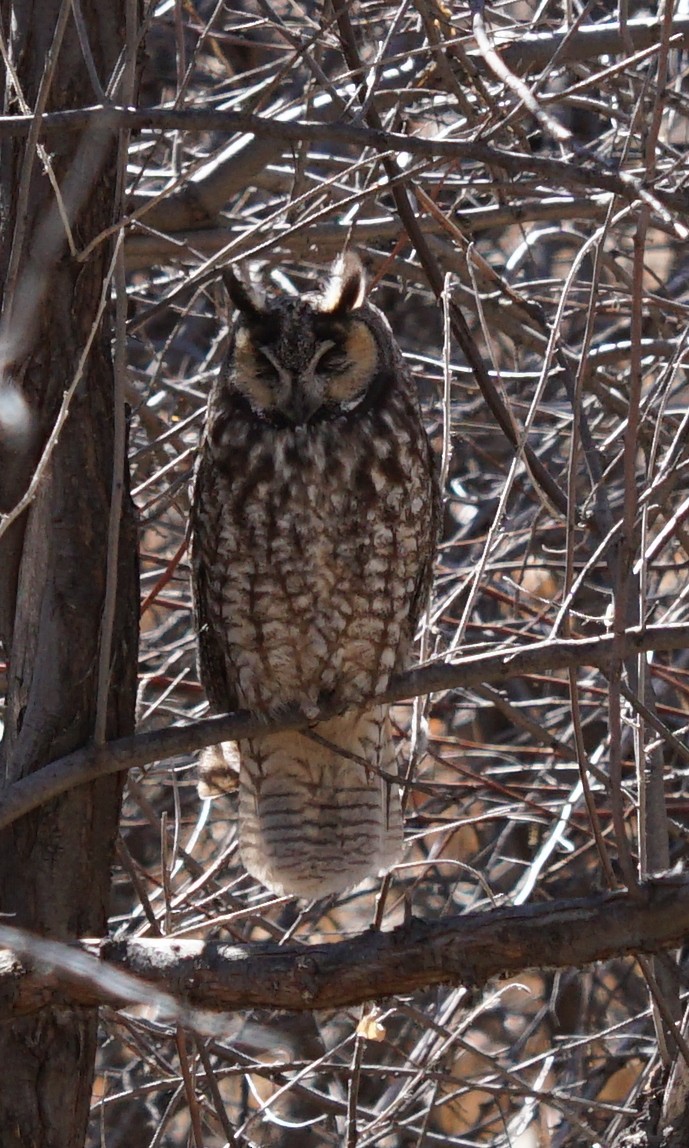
[1,878,688,1018]
[1,624,689,831]
[0,106,685,217]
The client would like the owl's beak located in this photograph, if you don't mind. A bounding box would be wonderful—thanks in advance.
[289,385,323,426]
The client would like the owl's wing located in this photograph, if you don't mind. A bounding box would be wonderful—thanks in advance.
[408,439,441,638]
[190,452,238,714]
[193,562,238,713]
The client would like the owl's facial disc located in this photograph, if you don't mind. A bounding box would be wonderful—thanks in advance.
[258,341,336,424]
[321,320,379,410]
[233,318,380,426]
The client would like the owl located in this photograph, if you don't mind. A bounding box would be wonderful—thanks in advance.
[190,254,439,899]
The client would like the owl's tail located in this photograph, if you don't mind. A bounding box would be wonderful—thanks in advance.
[236,706,403,899]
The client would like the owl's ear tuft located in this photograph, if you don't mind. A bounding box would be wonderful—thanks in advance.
[320,252,366,315]
[222,267,264,321]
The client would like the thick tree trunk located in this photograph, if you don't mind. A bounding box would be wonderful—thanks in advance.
[0,3,139,1146]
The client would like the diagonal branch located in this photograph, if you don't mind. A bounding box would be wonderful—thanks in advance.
[1,624,689,831]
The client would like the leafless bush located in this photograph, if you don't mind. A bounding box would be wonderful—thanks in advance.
[3,1,689,1145]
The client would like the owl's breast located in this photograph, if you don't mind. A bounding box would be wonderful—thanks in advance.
[204,411,434,714]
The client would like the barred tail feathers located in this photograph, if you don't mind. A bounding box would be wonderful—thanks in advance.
[238,706,403,898]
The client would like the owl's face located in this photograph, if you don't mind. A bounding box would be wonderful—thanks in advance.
[223,255,385,427]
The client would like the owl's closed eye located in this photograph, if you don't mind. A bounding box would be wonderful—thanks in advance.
[223,257,382,425]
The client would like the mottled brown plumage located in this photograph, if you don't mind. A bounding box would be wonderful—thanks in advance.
[191,254,439,898]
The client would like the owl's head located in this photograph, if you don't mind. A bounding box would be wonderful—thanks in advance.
[222,254,392,427]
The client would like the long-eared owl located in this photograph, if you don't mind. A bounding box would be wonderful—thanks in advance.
[191,254,439,898]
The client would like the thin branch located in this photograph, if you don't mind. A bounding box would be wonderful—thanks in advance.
[0,106,686,218]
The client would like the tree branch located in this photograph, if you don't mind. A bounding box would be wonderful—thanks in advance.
[0,106,685,218]
[466,14,689,70]
[1,624,689,831]
[1,878,688,1019]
